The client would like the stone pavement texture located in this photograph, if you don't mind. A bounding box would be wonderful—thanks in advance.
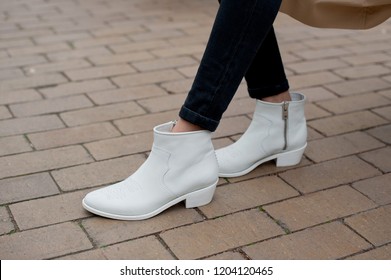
[0,0,390,260]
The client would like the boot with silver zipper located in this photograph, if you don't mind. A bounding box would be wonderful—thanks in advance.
[216,92,307,178]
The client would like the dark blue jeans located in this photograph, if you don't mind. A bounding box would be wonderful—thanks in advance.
[179,0,289,132]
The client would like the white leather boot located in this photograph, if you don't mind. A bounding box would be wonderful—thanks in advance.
[82,121,219,220]
[216,93,307,177]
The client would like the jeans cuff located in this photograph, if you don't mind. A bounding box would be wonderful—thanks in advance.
[179,105,219,132]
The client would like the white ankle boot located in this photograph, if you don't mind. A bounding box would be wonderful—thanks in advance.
[82,121,219,220]
[216,93,307,177]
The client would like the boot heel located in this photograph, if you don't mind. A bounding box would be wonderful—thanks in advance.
[185,182,217,208]
[276,144,307,167]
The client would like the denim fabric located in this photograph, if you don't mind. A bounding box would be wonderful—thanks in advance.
[245,27,289,99]
[179,0,288,132]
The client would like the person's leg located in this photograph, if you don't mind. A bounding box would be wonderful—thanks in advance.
[177,0,283,132]
[174,26,289,132]
[83,0,286,220]
[245,27,291,102]
[215,27,307,178]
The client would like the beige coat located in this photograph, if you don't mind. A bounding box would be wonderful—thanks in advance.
[280,0,391,29]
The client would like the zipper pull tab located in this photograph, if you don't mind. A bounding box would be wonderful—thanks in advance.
[283,101,289,120]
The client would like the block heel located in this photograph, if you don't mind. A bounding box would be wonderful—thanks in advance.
[185,182,217,208]
[276,144,307,167]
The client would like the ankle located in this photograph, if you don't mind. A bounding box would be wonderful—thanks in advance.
[261,91,291,103]
[172,118,203,132]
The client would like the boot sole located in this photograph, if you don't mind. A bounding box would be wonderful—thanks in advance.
[218,143,307,178]
[82,180,218,220]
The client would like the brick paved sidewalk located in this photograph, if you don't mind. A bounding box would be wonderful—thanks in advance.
[0,0,390,260]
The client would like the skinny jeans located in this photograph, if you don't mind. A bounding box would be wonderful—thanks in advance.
[179,0,289,131]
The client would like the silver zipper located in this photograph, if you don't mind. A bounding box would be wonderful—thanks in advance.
[282,101,289,150]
